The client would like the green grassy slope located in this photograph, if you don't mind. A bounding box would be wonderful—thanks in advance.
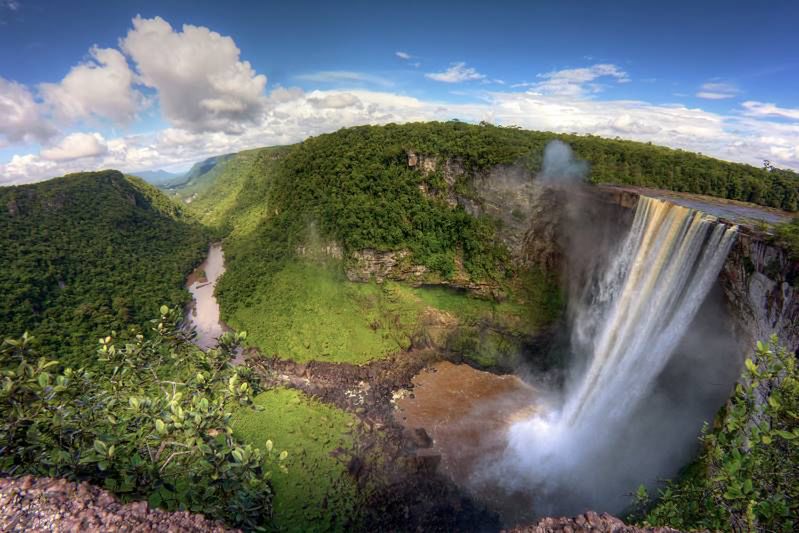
[0,171,208,365]
[232,388,358,531]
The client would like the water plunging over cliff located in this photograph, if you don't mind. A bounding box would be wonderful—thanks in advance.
[565,196,739,428]
[502,196,739,516]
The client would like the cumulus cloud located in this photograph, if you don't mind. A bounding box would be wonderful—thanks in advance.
[395,51,411,60]
[39,47,140,124]
[426,62,485,83]
[6,86,799,186]
[741,100,799,121]
[0,77,56,145]
[120,15,267,133]
[308,92,362,109]
[696,82,739,100]
[529,63,630,97]
[40,132,108,161]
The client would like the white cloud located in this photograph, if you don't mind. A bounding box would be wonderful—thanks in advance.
[696,82,739,100]
[0,76,55,145]
[308,92,362,109]
[120,15,267,133]
[741,100,799,121]
[39,47,140,124]
[532,63,629,97]
[41,132,108,161]
[294,70,394,88]
[425,62,485,83]
[7,86,799,186]
[395,51,411,60]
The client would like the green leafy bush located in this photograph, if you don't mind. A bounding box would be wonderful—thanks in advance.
[774,217,799,260]
[0,306,285,530]
[634,337,799,532]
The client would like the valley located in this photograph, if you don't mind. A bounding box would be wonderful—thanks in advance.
[2,122,798,532]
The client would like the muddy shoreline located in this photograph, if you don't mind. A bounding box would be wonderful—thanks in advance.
[245,346,545,530]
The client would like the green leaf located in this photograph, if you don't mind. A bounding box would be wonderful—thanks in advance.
[155,419,166,434]
[160,305,169,316]
[93,440,107,454]
[745,358,758,375]
[265,439,273,452]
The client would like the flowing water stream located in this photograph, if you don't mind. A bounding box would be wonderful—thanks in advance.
[185,243,228,350]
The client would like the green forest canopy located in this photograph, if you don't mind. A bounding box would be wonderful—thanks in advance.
[0,171,208,365]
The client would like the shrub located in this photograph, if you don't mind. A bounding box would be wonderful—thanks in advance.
[634,337,799,532]
[0,306,286,530]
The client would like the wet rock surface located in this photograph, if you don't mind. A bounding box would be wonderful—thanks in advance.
[0,476,235,532]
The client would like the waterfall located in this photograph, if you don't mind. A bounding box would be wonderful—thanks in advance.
[563,196,739,428]
[500,196,738,515]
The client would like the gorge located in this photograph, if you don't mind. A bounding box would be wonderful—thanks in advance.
[2,123,797,532]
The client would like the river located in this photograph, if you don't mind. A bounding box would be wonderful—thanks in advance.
[186,243,228,350]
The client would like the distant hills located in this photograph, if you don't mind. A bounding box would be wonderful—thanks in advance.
[0,170,208,364]
[132,168,186,187]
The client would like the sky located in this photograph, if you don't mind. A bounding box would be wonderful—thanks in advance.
[1,0,798,184]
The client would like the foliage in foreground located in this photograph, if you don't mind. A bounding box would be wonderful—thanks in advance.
[633,337,799,532]
[0,307,285,530]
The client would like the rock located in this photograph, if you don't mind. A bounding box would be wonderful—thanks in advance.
[404,427,433,448]
[0,476,236,532]
[504,511,684,532]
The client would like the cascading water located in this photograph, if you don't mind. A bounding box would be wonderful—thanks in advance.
[499,195,739,516]
[565,196,739,428]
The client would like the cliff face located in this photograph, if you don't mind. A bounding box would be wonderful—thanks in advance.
[720,230,799,353]
[596,186,799,354]
[349,152,799,355]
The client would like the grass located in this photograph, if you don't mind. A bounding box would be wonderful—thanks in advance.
[227,259,562,366]
[232,388,359,532]
[228,262,409,364]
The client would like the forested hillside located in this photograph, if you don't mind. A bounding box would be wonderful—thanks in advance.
[162,121,795,364]
[0,171,208,365]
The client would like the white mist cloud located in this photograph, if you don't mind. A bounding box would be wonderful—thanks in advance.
[39,47,140,124]
[395,51,411,60]
[530,63,630,97]
[742,100,799,121]
[426,62,486,83]
[40,132,108,161]
[121,15,267,133]
[0,77,56,145]
[307,92,362,109]
[695,81,739,100]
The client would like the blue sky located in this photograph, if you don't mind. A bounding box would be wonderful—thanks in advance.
[1,0,798,183]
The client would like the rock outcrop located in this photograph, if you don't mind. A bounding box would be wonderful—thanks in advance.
[0,476,235,532]
[720,230,798,353]
[506,511,683,533]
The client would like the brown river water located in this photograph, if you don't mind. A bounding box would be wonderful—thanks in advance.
[185,243,228,350]
[395,361,541,520]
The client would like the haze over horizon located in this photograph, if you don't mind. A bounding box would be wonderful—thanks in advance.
[1,0,798,185]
